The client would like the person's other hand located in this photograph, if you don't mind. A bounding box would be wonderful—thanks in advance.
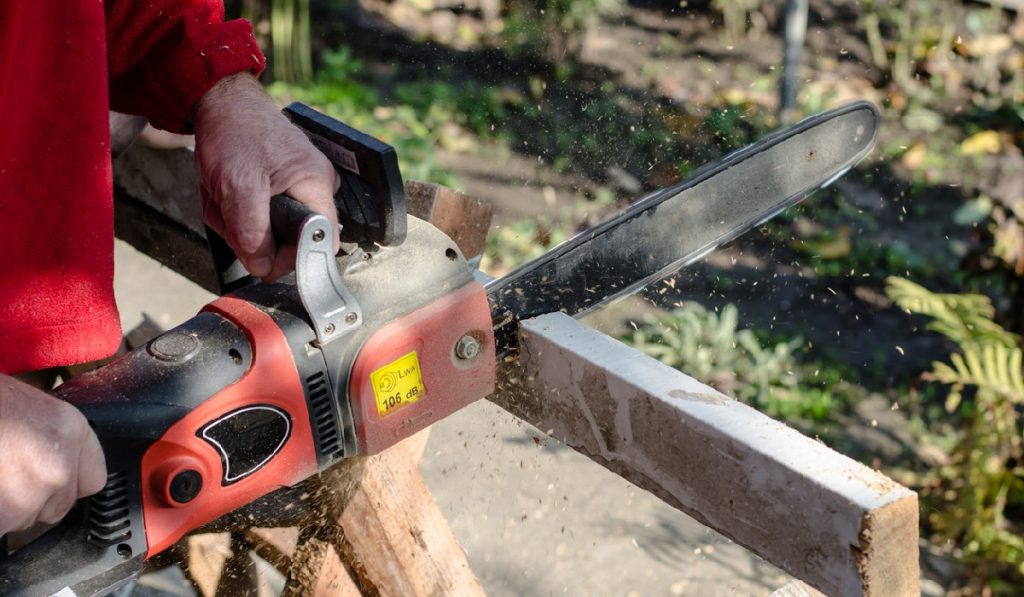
[193,73,340,281]
[0,375,107,535]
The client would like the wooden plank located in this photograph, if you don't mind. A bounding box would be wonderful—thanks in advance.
[771,580,827,597]
[492,312,919,597]
[401,427,432,464]
[113,187,221,293]
[319,440,484,596]
[247,527,301,570]
[183,533,232,597]
[114,145,206,237]
[282,537,361,597]
[405,180,494,259]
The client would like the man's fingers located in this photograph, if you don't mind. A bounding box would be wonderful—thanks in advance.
[267,244,298,283]
[284,175,340,253]
[192,74,341,279]
[37,483,77,525]
[219,187,276,279]
[201,187,228,240]
[77,428,107,498]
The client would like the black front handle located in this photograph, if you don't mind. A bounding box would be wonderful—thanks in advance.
[208,194,327,293]
[269,194,318,247]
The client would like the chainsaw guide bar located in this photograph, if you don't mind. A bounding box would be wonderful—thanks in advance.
[486,101,879,356]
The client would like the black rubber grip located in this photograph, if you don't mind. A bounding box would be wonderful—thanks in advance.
[269,194,317,246]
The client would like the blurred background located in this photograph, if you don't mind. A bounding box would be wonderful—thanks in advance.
[209,1,1022,593]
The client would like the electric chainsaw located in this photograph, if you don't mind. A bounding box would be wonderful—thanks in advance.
[0,101,879,596]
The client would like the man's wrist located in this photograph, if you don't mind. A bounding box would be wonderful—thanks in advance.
[192,73,267,131]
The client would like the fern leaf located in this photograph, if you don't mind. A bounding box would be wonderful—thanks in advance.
[993,343,1011,391]
[966,348,985,383]
[931,360,961,385]
[946,386,963,413]
[931,346,1024,404]
[885,277,1019,348]
[1013,348,1024,393]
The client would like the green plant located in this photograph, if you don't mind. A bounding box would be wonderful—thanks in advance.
[702,102,772,148]
[267,49,458,185]
[393,80,511,141]
[886,277,1024,587]
[623,303,837,421]
[860,0,958,97]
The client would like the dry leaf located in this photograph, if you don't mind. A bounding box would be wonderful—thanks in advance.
[964,33,1013,57]
[960,130,1003,156]
[901,143,928,171]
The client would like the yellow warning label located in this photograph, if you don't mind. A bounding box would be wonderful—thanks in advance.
[370,351,425,418]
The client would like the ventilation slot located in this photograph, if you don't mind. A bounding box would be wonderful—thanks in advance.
[307,372,342,460]
[87,472,131,546]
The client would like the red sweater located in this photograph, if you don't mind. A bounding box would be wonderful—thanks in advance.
[0,2,266,375]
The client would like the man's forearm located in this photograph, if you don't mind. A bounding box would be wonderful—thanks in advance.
[106,0,266,134]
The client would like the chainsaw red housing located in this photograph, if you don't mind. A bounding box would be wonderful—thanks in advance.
[349,281,496,455]
[139,296,318,556]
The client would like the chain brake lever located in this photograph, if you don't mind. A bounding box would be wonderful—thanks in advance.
[269,194,362,346]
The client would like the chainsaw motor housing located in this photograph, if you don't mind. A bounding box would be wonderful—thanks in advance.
[0,217,496,596]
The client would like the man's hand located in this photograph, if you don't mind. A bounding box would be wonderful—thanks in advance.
[0,375,107,535]
[193,73,340,282]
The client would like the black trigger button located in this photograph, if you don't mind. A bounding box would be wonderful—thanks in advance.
[149,332,201,364]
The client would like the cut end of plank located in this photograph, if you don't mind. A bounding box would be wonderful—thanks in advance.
[856,492,920,596]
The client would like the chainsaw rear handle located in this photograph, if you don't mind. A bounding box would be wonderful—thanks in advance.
[0,299,323,596]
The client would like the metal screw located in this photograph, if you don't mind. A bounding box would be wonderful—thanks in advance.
[345,312,358,324]
[312,229,326,242]
[324,323,336,335]
[454,334,481,360]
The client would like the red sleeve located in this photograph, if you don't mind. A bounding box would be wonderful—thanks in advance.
[106,1,267,134]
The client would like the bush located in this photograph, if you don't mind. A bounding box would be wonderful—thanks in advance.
[623,303,836,422]
[886,277,1024,588]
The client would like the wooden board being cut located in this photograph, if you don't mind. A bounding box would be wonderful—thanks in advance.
[493,312,920,597]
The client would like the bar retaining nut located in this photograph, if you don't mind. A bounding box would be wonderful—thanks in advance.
[454,334,481,361]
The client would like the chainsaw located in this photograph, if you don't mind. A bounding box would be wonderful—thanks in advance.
[0,101,879,596]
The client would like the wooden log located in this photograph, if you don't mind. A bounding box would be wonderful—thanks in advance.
[492,312,919,597]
